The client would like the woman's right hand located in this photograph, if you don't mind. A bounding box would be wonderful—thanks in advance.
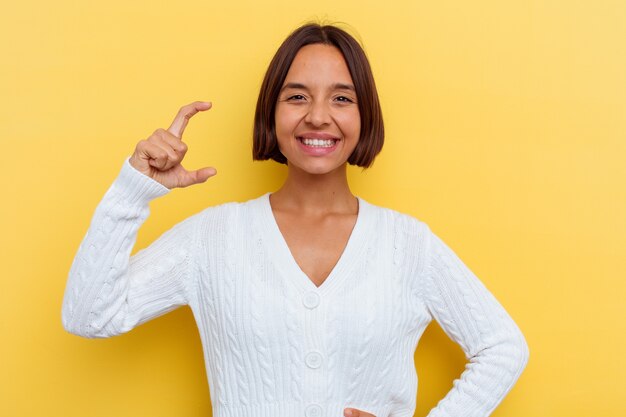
[129,101,217,189]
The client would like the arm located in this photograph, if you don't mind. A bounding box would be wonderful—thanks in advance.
[421,225,529,417]
[61,157,198,338]
[62,101,215,338]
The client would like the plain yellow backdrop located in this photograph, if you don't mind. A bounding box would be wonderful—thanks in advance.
[1,0,624,416]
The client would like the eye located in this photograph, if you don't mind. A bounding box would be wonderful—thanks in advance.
[286,94,306,101]
[335,96,355,103]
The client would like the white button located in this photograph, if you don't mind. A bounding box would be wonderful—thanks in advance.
[305,404,323,417]
[303,292,320,309]
[305,351,323,369]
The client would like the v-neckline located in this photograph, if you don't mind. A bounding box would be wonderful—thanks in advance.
[257,192,372,295]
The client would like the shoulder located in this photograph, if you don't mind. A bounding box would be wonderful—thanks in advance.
[183,193,266,230]
[361,197,432,238]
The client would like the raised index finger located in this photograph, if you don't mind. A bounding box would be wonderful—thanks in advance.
[168,101,212,138]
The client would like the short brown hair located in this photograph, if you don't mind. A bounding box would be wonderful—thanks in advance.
[253,23,384,168]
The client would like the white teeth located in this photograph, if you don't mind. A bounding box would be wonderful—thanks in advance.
[300,138,336,147]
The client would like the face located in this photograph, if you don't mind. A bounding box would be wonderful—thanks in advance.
[274,43,361,176]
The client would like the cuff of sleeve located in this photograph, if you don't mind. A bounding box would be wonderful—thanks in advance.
[109,156,171,205]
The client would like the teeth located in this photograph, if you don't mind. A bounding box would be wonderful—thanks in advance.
[300,138,336,147]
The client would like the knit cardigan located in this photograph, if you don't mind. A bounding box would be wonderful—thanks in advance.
[61,157,529,417]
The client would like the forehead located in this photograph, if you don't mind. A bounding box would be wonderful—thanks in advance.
[283,43,354,85]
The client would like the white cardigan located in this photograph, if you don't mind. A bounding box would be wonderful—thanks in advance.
[62,157,529,417]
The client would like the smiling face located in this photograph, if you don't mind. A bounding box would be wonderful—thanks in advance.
[274,43,361,176]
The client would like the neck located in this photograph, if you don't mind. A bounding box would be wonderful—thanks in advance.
[270,163,357,215]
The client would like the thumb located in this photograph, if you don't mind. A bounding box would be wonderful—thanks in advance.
[179,167,217,188]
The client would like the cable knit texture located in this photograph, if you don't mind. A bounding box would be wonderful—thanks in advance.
[62,156,529,417]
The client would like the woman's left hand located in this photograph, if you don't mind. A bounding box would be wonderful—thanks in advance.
[344,408,376,417]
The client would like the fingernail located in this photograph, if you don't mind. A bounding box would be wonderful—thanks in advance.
[344,410,353,417]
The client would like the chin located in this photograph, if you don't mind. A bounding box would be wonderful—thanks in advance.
[291,161,345,176]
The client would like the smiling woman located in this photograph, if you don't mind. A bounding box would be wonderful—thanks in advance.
[253,23,384,168]
[274,43,362,176]
[61,22,529,417]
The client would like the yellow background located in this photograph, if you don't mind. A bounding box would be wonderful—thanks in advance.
[1,0,624,416]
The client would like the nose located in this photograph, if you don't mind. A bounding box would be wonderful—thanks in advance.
[304,100,331,127]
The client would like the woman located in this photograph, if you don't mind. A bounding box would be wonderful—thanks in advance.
[62,23,529,417]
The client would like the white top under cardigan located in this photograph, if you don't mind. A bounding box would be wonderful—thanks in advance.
[61,157,529,417]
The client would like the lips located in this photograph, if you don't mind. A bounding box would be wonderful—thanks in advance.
[298,137,337,147]
[296,132,340,147]
[295,132,340,155]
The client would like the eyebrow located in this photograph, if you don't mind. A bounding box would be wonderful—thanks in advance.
[280,82,356,92]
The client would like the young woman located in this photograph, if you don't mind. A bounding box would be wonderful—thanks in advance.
[62,23,529,417]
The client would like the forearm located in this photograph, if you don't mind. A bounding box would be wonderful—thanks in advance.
[425,322,529,416]
[422,226,529,416]
[61,157,174,338]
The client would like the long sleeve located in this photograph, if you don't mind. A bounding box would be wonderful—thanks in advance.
[421,226,529,417]
[61,157,199,338]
